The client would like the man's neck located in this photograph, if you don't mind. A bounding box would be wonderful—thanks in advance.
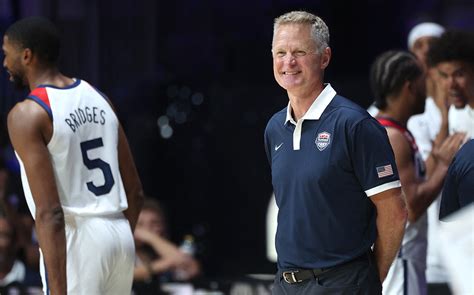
[288,84,324,121]
[377,109,409,127]
[379,92,416,126]
[28,67,73,90]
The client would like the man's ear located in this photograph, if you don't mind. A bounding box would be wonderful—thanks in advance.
[402,80,417,104]
[406,79,417,94]
[21,48,33,65]
[320,47,331,70]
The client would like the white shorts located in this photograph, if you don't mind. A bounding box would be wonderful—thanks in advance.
[39,213,135,295]
[382,257,427,295]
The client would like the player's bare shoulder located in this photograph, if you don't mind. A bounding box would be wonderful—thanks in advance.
[7,99,52,145]
[385,127,413,160]
[386,127,409,144]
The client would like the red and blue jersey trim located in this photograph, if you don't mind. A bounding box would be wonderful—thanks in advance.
[27,87,53,120]
[377,116,426,178]
[376,116,419,154]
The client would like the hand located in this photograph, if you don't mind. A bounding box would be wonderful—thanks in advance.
[134,228,155,244]
[148,255,193,276]
[428,69,450,113]
[432,132,466,166]
[174,253,195,269]
[151,257,176,270]
[173,253,200,280]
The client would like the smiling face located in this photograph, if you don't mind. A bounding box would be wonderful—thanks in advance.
[436,60,474,108]
[272,23,330,97]
[2,35,28,89]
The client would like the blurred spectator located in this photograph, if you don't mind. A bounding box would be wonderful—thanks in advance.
[408,23,445,72]
[0,214,41,289]
[0,145,39,274]
[133,198,200,294]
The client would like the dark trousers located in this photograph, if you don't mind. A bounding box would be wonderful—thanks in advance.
[272,253,381,295]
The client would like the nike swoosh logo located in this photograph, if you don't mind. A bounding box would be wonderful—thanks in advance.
[275,143,283,151]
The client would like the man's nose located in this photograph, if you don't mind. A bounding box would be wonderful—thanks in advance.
[447,76,457,88]
[284,54,296,65]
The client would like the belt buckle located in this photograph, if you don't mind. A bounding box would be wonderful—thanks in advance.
[282,270,302,284]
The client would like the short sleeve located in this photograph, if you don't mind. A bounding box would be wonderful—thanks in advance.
[350,118,401,197]
[440,140,474,219]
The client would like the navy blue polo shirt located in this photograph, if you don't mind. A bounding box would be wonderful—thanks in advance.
[440,139,474,220]
[264,84,400,270]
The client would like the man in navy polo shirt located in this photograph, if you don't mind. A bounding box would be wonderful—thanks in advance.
[265,11,407,294]
[440,139,474,220]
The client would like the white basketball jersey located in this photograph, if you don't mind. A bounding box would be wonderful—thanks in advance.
[18,79,128,217]
[377,117,428,264]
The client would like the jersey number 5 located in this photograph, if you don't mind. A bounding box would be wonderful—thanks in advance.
[80,138,115,196]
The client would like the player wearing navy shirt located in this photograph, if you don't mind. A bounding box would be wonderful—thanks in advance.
[266,11,407,294]
[440,139,474,219]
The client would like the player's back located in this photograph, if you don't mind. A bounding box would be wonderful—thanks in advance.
[19,79,127,217]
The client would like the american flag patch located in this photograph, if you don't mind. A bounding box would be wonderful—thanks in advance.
[376,164,393,178]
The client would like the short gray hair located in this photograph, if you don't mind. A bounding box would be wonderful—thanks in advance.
[273,11,330,53]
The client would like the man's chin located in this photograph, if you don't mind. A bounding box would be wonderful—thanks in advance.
[415,105,425,115]
[11,78,28,91]
[452,100,467,109]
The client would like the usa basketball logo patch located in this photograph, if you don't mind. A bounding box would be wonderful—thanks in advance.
[315,131,331,151]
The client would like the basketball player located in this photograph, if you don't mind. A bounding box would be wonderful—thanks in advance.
[370,50,464,294]
[2,17,144,294]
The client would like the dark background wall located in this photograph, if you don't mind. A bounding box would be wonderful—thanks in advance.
[1,0,473,277]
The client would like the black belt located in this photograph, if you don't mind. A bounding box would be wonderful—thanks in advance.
[281,252,369,284]
[282,268,327,284]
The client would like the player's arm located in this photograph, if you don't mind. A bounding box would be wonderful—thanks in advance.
[351,118,406,281]
[388,129,463,222]
[117,123,144,231]
[103,96,144,232]
[7,101,66,294]
[386,128,423,223]
[371,187,407,282]
[133,229,181,281]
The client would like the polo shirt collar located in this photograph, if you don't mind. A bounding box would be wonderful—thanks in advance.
[284,84,337,150]
[285,83,337,125]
